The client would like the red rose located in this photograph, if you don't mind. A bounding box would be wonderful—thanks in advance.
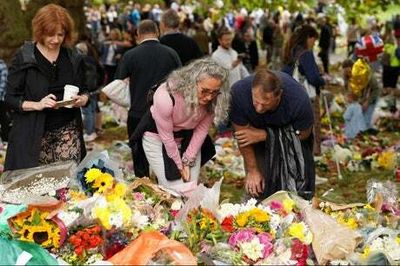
[221,216,234,232]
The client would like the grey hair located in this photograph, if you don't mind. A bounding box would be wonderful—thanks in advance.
[166,57,230,124]
[161,9,180,29]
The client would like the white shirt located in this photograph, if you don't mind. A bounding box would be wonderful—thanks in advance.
[212,46,249,88]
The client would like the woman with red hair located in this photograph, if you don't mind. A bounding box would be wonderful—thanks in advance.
[4,4,89,170]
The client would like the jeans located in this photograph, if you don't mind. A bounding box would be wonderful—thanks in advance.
[82,96,97,135]
[363,103,376,129]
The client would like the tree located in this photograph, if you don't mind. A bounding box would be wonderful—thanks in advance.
[0,0,85,64]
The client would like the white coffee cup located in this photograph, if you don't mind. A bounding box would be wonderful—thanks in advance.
[63,85,79,108]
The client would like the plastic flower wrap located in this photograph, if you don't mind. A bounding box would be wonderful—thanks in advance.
[9,207,63,249]
[349,59,371,97]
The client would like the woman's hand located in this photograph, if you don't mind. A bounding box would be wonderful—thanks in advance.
[37,94,57,110]
[72,94,89,108]
[180,165,191,182]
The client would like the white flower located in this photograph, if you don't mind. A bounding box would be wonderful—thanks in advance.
[370,236,400,261]
[217,203,240,221]
[171,200,183,211]
[239,238,264,262]
[268,213,282,232]
[109,212,123,228]
[131,210,149,229]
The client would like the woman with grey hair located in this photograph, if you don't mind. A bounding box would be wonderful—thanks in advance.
[131,57,229,195]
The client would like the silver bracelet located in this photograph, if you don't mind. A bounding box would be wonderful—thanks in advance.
[182,156,195,167]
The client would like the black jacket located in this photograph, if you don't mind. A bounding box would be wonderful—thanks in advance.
[160,33,203,65]
[4,41,87,171]
[115,40,181,118]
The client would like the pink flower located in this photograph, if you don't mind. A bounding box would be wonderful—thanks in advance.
[269,200,283,211]
[261,240,274,258]
[170,210,179,218]
[133,192,145,201]
[228,229,255,247]
[258,232,273,244]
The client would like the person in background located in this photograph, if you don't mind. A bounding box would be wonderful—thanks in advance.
[192,22,210,55]
[115,20,181,177]
[0,59,11,143]
[382,35,400,93]
[4,4,89,171]
[76,41,104,142]
[343,91,366,140]
[342,59,381,132]
[212,27,249,88]
[100,28,122,83]
[347,18,359,57]
[160,9,203,65]
[317,15,331,74]
[282,25,325,155]
[131,58,229,195]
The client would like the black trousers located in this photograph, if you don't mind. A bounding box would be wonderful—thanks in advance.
[318,48,330,74]
[128,114,149,177]
[0,101,11,142]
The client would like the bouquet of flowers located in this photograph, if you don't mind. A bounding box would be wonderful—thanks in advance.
[92,183,132,230]
[228,229,273,264]
[59,225,104,264]
[182,207,226,254]
[9,207,65,249]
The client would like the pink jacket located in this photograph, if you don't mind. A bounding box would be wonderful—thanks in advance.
[145,83,214,170]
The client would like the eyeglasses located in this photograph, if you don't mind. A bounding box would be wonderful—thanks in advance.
[199,87,221,98]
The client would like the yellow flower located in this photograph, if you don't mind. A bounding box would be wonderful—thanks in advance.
[361,246,371,259]
[69,190,87,202]
[85,168,103,183]
[93,173,114,193]
[288,222,306,242]
[283,198,295,213]
[346,218,358,229]
[249,208,269,223]
[377,151,396,170]
[396,236,400,245]
[353,152,362,161]
[236,212,249,227]
[363,204,375,211]
[106,183,127,201]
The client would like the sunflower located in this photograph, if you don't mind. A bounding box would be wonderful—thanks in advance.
[85,168,103,183]
[92,172,113,193]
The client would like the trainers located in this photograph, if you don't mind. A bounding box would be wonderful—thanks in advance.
[84,132,97,142]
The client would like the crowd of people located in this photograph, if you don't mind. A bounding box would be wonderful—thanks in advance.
[0,2,399,200]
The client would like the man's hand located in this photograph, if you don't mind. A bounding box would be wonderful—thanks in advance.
[245,170,265,197]
[234,126,267,148]
[180,165,191,182]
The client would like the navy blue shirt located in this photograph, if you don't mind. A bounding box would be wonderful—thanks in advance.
[281,50,325,89]
[230,71,314,131]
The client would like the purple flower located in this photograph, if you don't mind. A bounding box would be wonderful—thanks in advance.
[257,233,274,258]
[228,229,255,247]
